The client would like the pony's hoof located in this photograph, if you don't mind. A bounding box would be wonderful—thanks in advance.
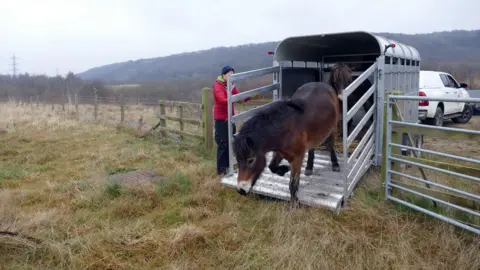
[304,169,313,176]
[332,165,340,172]
[276,165,290,176]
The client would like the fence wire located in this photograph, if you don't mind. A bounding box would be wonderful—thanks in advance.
[0,95,204,138]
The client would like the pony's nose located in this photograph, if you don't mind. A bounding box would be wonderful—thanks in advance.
[237,188,247,196]
[237,181,251,195]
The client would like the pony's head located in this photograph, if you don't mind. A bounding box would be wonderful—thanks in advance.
[328,63,353,96]
[233,132,266,195]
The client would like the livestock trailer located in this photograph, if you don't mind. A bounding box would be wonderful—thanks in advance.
[220,31,421,212]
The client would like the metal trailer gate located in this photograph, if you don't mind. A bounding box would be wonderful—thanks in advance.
[221,31,421,212]
[385,95,480,235]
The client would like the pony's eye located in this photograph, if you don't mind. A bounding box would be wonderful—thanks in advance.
[247,158,255,165]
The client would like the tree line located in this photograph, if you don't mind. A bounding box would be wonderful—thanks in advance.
[1,62,479,105]
[0,72,276,103]
[77,30,480,91]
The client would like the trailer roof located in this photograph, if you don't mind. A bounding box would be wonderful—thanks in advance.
[274,31,421,63]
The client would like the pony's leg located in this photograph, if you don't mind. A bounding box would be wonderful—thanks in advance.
[268,152,290,176]
[289,156,303,208]
[364,96,374,127]
[364,96,374,111]
[305,149,314,176]
[339,99,353,138]
[345,95,354,136]
[327,134,340,172]
[347,119,353,136]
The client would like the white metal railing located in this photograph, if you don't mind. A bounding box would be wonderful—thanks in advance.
[227,66,281,175]
[385,95,480,235]
[341,62,378,199]
[230,83,279,104]
[346,82,376,121]
[342,62,377,97]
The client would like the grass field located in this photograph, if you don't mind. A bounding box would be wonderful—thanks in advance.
[0,103,479,269]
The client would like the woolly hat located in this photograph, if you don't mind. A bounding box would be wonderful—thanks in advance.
[221,65,234,75]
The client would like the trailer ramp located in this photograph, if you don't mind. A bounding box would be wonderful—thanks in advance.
[221,150,367,212]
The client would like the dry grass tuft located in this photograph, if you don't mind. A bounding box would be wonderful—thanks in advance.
[1,103,479,269]
[169,224,208,252]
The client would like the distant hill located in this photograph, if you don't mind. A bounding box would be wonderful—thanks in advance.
[78,42,278,83]
[77,30,480,84]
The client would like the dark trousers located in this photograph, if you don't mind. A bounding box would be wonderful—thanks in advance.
[215,120,236,175]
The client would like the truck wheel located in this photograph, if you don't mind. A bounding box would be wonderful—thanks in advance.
[452,104,473,124]
[426,106,444,126]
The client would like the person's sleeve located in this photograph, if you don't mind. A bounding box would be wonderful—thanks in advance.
[233,86,251,103]
[213,84,228,105]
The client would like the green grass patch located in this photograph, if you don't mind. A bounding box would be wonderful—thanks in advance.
[161,205,185,226]
[0,165,27,181]
[106,167,137,175]
[156,172,192,197]
[33,164,54,172]
[104,182,122,198]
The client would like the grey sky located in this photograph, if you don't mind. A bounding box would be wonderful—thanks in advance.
[1,0,478,77]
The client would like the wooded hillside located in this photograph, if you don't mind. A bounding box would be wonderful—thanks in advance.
[1,30,479,103]
[77,30,480,83]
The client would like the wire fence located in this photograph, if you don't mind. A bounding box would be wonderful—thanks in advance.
[0,94,203,138]
[0,89,271,145]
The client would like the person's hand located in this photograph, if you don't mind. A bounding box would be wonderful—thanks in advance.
[238,93,259,104]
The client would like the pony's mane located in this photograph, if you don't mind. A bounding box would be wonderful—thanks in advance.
[233,99,305,161]
[328,63,353,94]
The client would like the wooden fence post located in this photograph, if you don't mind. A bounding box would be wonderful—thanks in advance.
[137,116,144,132]
[159,102,166,137]
[93,87,98,120]
[75,92,79,117]
[120,89,125,123]
[178,105,184,140]
[201,87,213,148]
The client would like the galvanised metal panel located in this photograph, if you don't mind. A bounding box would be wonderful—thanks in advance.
[274,31,421,63]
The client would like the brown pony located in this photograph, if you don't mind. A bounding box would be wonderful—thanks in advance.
[233,64,352,207]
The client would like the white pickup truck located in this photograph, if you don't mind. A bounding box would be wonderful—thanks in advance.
[418,70,473,126]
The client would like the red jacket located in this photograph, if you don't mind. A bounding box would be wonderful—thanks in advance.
[213,75,250,120]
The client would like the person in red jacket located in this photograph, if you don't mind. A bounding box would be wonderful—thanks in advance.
[213,65,258,175]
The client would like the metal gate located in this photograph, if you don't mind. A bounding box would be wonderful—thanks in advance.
[339,62,377,199]
[385,94,480,235]
[226,66,281,175]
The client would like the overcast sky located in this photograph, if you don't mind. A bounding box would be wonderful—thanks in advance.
[1,0,478,77]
